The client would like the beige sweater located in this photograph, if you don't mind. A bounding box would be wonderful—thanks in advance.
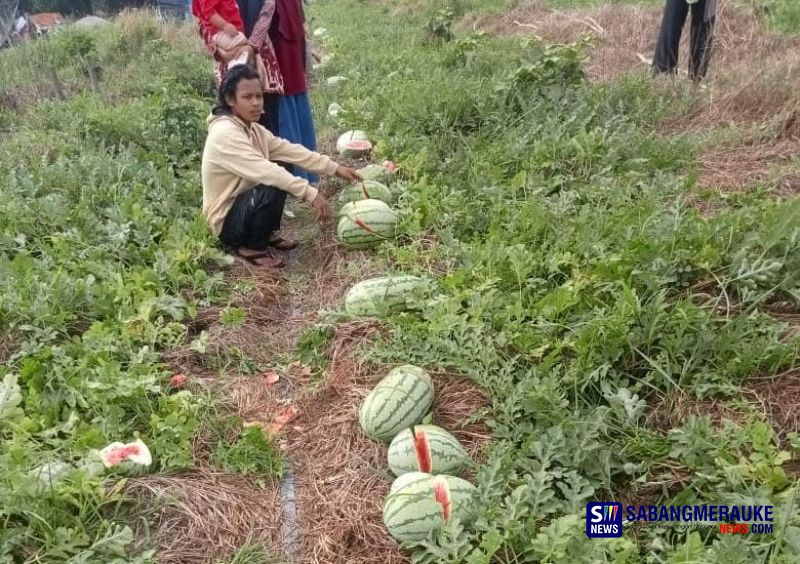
[201,113,339,236]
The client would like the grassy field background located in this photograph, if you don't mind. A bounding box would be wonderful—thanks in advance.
[1,0,799,562]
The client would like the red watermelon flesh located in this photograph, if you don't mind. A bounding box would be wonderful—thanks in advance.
[412,426,433,473]
[432,476,452,522]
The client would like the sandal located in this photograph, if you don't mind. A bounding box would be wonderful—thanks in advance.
[267,235,299,251]
[234,249,287,268]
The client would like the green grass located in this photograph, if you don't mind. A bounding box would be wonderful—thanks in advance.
[0,14,283,563]
[311,0,800,561]
[219,544,281,564]
[758,0,800,33]
[543,0,660,7]
[2,0,799,562]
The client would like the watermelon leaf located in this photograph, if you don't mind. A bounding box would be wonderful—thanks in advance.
[422,412,434,425]
[0,374,24,425]
[556,471,595,514]
[525,470,561,516]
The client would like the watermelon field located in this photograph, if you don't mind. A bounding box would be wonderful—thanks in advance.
[2,0,800,562]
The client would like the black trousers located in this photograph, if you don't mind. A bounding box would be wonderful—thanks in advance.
[652,0,715,80]
[219,185,287,251]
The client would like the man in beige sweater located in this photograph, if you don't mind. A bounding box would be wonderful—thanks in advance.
[202,65,362,267]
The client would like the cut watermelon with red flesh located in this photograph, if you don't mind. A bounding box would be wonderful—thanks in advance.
[412,425,432,473]
[340,140,373,158]
[432,476,452,522]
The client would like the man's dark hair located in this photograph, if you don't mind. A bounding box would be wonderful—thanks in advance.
[213,65,261,115]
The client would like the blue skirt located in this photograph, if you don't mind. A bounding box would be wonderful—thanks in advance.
[278,93,319,185]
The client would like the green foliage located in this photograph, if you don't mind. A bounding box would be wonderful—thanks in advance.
[20,1,152,16]
[0,14,228,563]
[295,323,335,373]
[311,0,800,561]
[211,426,284,478]
[757,0,800,34]
[219,544,280,564]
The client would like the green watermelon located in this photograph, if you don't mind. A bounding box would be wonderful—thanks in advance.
[388,425,469,476]
[383,473,478,543]
[344,275,431,317]
[389,471,430,495]
[338,181,393,206]
[359,365,433,442]
[358,163,395,184]
[337,197,392,219]
[337,199,398,249]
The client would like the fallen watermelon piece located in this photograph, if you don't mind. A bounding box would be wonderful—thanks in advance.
[98,439,152,468]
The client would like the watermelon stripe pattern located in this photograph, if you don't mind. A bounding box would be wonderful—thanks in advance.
[387,425,469,476]
[338,181,393,206]
[358,163,393,184]
[337,199,399,249]
[344,275,430,317]
[359,365,433,442]
[389,471,430,495]
[383,472,478,543]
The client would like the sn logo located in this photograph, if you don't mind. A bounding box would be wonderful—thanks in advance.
[586,502,623,538]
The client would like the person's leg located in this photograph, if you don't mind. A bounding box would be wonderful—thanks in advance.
[219,185,290,266]
[239,186,289,250]
[652,0,690,76]
[689,1,715,81]
[261,91,295,182]
[278,94,319,184]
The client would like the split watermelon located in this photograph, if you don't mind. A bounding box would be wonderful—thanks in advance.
[339,140,372,159]
[383,473,478,543]
[387,424,469,476]
[337,199,398,249]
[336,130,370,153]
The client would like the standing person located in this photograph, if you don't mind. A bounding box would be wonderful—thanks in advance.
[237,0,320,182]
[652,0,717,82]
[236,0,285,135]
[202,66,362,268]
[193,0,247,88]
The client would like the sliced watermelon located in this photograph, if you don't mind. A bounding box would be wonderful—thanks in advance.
[340,140,372,159]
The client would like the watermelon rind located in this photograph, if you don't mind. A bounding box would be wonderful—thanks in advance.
[338,181,393,206]
[387,424,469,477]
[340,140,372,159]
[337,202,398,249]
[382,472,478,543]
[389,471,431,495]
[337,198,393,219]
[336,130,370,153]
[344,275,431,318]
[359,365,434,442]
[358,163,394,184]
